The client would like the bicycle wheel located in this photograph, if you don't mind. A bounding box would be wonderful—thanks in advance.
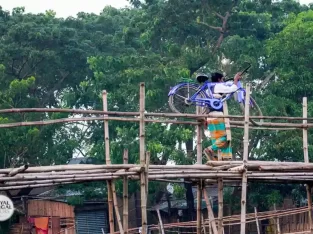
[168,84,209,114]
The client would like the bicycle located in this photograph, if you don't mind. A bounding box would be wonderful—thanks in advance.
[167,64,263,123]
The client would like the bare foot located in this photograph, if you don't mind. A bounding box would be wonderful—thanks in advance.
[203,147,218,161]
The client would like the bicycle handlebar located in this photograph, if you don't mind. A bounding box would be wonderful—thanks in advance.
[224,63,251,82]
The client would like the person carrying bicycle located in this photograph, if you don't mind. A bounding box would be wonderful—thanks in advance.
[199,71,242,161]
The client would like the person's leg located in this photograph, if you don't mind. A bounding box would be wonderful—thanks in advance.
[204,118,224,161]
[220,141,232,161]
[203,142,218,161]
[204,118,232,161]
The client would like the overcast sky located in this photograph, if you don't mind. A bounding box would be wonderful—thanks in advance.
[0,0,312,18]
[0,0,130,17]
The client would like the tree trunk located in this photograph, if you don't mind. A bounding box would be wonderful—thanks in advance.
[166,192,172,223]
[185,183,195,221]
[186,138,194,158]
[135,191,142,227]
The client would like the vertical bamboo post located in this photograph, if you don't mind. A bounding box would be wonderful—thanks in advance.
[202,215,207,234]
[240,84,251,234]
[203,188,218,234]
[103,90,114,234]
[197,182,202,234]
[274,204,281,234]
[196,106,203,164]
[145,152,150,197]
[303,97,313,233]
[218,93,225,234]
[157,209,165,234]
[223,100,231,141]
[196,105,203,234]
[254,207,261,234]
[123,149,129,234]
[218,178,223,234]
[111,183,125,233]
[303,96,309,163]
[139,83,147,234]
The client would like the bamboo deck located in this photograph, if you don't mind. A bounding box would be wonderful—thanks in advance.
[1,83,313,234]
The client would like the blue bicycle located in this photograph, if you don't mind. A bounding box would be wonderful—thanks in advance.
[167,65,263,119]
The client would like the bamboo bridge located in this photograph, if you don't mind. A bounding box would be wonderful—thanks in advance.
[0,83,313,234]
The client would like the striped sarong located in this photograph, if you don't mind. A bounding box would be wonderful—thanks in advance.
[207,117,232,160]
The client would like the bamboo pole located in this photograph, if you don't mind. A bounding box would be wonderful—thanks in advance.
[202,215,207,234]
[196,105,203,164]
[228,165,247,172]
[0,116,304,129]
[240,84,251,234]
[274,204,281,234]
[303,97,313,233]
[123,149,129,234]
[223,100,231,141]
[303,97,309,163]
[103,90,115,234]
[196,105,202,234]
[145,152,150,198]
[157,209,165,234]
[111,182,124,234]
[254,207,261,234]
[197,182,202,234]
[0,164,139,173]
[203,188,218,234]
[139,83,147,234]
[2,107,313,121]
[7,169,313,184]
[218,178,223,234]
[0,181,74,190]
[8,165,28,176]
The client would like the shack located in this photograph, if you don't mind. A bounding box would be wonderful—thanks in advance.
[9,199,75,234]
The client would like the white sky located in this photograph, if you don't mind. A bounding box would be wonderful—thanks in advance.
[0,0,311,18]
[0,0,131,17]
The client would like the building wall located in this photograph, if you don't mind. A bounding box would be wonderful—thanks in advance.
[26,200,75,234]
[27,200,75,217]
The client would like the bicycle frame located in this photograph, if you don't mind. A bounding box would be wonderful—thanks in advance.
[168,80,251,110]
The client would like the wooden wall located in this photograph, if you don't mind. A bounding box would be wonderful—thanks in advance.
[27,200,75,218]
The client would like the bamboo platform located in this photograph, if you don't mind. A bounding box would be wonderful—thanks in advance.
[1,82,313,234]
[3,161,313,191]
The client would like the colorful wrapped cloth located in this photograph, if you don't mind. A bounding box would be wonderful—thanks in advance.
[207,117,232,160]
[34,217,49,234]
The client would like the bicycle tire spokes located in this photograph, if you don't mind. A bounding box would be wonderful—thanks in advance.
[168,83,209,114]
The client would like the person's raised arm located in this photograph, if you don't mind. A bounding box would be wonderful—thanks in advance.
[214,72,242,94]
[233,72,242,86]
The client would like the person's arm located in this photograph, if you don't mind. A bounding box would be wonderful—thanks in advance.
[214,83,238,93]
[214,72,242,94]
